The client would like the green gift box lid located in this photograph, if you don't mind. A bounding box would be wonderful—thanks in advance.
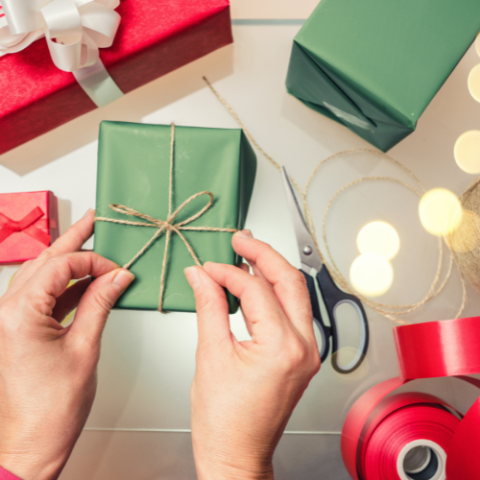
[286,0,480,151]
[93,121,257,313]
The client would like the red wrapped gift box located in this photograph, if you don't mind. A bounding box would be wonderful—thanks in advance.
[0,191,59,264]
[0,0,232,156]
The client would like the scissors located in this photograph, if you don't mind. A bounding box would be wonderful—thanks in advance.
[282,167,369,374]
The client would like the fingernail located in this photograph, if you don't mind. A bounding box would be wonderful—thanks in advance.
[236,229,253,239]
[112,269,135,291]
[83,208,95,219]
[184,267,201,289]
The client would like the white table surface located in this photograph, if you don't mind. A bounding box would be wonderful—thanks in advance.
[1,1,480,478]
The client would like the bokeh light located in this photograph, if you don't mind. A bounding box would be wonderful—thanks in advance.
[357,221,400,260]
[444,209,480,253]
[454,130,480,174]
[468,65,480,103]
[419,188,462,236]
[350,253,394,297]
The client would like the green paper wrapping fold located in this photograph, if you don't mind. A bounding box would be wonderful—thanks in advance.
[286,0,480,151]
[93,121,257,313]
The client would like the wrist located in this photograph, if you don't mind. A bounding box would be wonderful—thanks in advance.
[0,435,72,480]
[194,446,274,480]
[0,453,65,480]
[192,429,276,480]
[195,461,274,480]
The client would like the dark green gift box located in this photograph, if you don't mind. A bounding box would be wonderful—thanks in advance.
[94,121,257,313]
[286,0,480,152]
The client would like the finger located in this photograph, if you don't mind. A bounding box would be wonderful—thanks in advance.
[184,266,233,351]
[23,252,119,317]
[47,209,95,255]
[51,278,92,323]
[7,260,46,297]
[235,231,268,281]
[68,269,135,346]
[7,210,96,295]
[203,262,290,342]
[239,261,268,282]
[239,263,250,274]
[232,232,313,338]
[236,264,255,336]
[248,259,268,281]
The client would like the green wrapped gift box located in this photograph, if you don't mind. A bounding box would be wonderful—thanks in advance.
[93,121,257,313]
[286,0,480,151]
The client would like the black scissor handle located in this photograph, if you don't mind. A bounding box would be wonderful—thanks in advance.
[300,269,331,364]
[317,265,369,374]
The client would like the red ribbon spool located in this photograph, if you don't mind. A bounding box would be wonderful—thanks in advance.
[342,317,480,480]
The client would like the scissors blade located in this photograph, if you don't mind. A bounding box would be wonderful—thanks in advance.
[282,166,322,272]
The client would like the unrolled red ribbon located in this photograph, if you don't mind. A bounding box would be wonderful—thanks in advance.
[342,316,480,480]
[0,207,51,246]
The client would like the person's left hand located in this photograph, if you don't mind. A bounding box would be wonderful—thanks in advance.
[0,210,135,480]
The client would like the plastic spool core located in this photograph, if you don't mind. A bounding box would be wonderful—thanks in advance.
[404,446,432,474]
[397,440,446,480]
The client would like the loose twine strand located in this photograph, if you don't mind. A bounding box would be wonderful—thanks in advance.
[95,123,238,312]
[202,77,466,324]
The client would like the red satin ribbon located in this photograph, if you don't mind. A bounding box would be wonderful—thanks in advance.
[0,207,50,246]
[342,316,480,480]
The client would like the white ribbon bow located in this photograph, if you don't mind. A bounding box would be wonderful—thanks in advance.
[0,0,120,72]
[0,0,124,108]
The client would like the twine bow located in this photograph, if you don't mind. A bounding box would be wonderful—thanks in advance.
[0,0,120,72]
[95,124,238,313]
[0,207,50,245]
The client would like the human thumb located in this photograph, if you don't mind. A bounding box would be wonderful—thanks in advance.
[185,266,231,350]
[69,268,135,345]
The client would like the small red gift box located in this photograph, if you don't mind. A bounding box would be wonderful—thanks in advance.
[0,0,232,156]
[0,191,59,264]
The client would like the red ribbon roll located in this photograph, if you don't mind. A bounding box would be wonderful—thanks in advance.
[342,316,480,480]
[0,207,50,246]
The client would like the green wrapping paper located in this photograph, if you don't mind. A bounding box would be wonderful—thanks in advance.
[286,0,480,152]
[93,121,257,313]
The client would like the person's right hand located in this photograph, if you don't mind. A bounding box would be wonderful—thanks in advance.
[185,230,320,480]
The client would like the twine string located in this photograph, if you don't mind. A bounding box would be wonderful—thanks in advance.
[202,77,466,324]
[95,123,238,312]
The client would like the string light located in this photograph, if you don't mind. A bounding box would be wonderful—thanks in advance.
[456,37,480,174]
[357,221,400,260]
[454,130,480,174]
[419,188,462,237]
[468,64,480,103]
[350,253,394,297]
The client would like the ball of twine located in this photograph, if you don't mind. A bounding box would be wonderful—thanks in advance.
[448,179,480,294]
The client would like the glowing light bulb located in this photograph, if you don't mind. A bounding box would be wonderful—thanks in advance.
[350,253,393,297]
[419,188,462,237]
[357,221,400,260]
[454,131,480,174]
[444,209,480,253]
[468,65,480,103]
